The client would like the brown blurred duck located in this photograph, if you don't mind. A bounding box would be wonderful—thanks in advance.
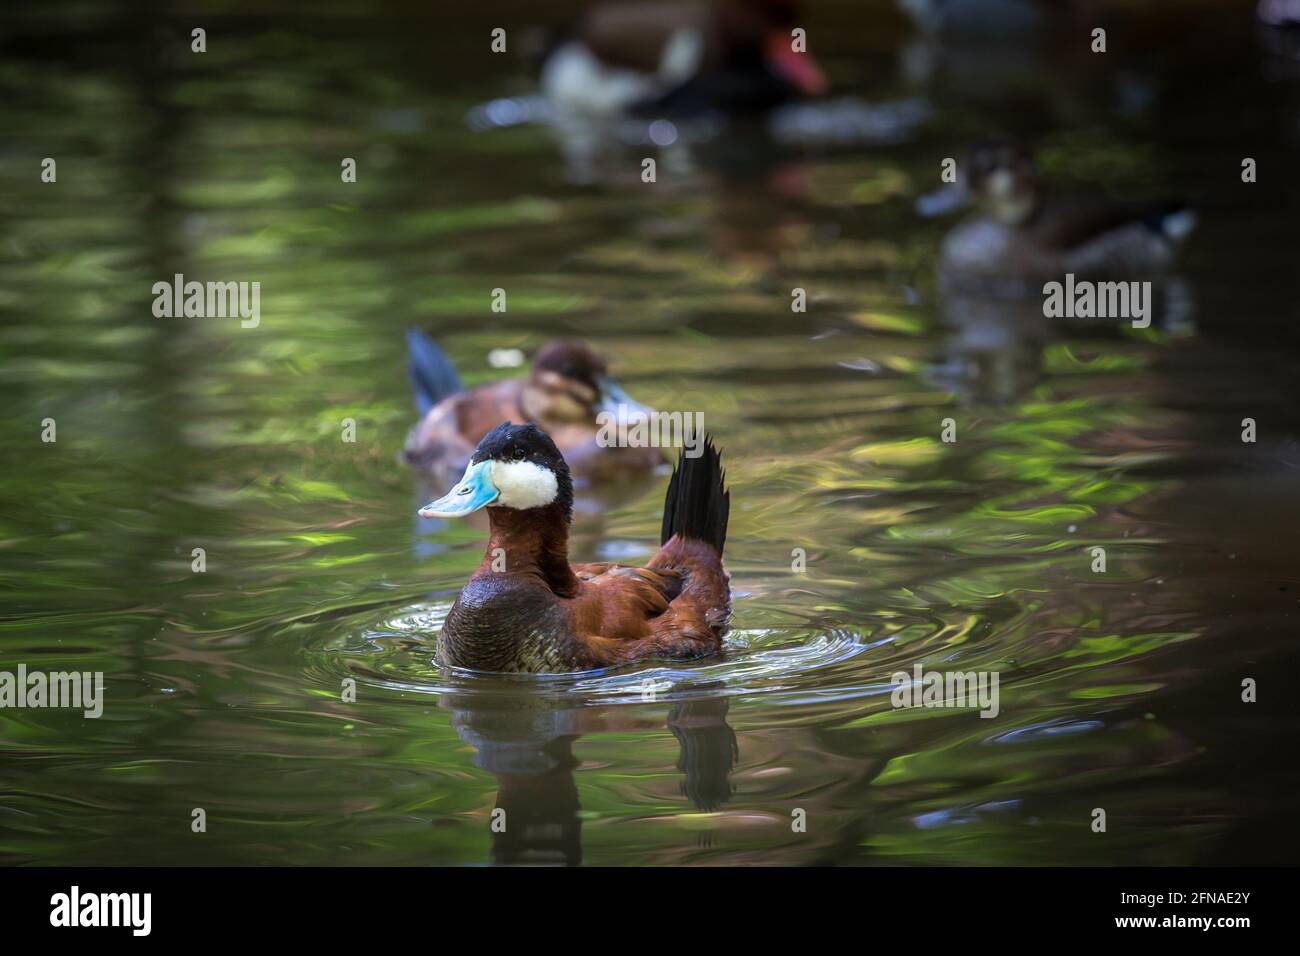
[405,331,664,486]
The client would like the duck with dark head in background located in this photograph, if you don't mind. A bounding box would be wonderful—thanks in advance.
[917,141,1197,294]
[419,422,731,673]
[404,330,665,487]
[538,0,828,120]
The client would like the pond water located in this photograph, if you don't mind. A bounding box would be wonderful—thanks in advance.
[1,1,1297,865]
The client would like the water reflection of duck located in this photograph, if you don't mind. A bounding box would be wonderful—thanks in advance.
[404,330,663,488]
[928,294,1051,404]
[443,687,737,864]
[917,142,1197,294]
[450,699,585,865]
[418,422,731,672]
[668,694,738,812]
[539,0,828,121]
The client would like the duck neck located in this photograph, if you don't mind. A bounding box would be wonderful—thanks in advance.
[483,504,579,598]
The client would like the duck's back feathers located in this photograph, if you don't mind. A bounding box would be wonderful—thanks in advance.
[941,193,1197,287]
[563,549,728,666]
[1030,194,1196,254]
[559,442,732,667]
[572,563,683,624]
[1044,197,1195,279]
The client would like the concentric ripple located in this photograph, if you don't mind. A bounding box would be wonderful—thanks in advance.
[301,599,916,707]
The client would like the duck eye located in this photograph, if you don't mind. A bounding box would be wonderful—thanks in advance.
[512,447,527,461]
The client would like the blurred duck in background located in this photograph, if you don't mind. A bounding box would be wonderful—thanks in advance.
[404,330,664,488]
[918,142,1197,406]
[539,0,828,121]
[917,141,1197,294]
[471,0,920,183]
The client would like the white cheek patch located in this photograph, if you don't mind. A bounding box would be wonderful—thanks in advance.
[489,459,559,510]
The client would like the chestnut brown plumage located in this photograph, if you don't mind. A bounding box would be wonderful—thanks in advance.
[404,331,665,486]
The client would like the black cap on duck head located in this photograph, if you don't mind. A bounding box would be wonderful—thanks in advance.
[418,422,574,522]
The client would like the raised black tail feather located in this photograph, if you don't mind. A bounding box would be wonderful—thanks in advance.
[660,436,729,554]
[407,328,464,417]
